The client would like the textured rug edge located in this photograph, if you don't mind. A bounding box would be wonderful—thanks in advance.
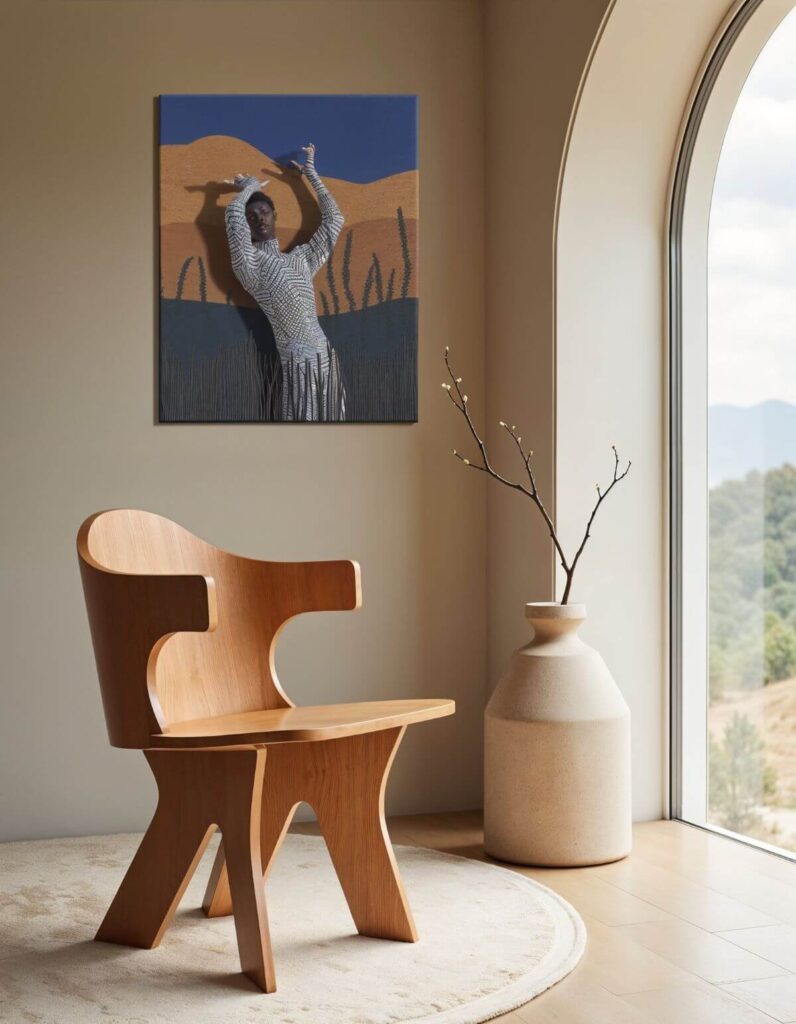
[0,831,587,1024]
[393,843,587,1024]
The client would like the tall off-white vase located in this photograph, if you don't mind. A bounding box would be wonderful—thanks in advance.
[484,602,631,866]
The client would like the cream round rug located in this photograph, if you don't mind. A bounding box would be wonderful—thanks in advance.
[0,831,585,1023]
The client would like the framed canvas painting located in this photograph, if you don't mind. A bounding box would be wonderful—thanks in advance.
[158,94,418,423]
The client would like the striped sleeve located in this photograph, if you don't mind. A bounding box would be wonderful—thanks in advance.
[297,164,344,276]
[225,176,262,288]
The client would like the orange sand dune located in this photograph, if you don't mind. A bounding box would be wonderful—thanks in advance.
[160,135,418,228]
[161,217,418,306]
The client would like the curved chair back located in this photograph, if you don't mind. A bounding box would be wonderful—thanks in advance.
[77,509,360,748]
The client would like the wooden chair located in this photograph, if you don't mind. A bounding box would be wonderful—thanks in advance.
[77,509,455,993]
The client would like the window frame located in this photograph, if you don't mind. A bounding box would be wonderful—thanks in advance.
[668,0,796,859]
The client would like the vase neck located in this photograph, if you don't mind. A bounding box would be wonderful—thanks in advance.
[525,602,586,643]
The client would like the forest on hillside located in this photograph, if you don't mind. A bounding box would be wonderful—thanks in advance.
[710,463,796,699]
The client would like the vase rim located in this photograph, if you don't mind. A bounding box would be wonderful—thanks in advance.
[525,601,586,620]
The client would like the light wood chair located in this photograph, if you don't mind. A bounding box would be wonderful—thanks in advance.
[77,509,455,993]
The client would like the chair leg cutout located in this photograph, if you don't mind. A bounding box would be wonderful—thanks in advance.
[201,727,417,943]
[96,748,276,994]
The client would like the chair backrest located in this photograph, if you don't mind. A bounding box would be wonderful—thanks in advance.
[77,509,361,748]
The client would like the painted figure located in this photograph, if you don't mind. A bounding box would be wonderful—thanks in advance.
[224,143,345,421]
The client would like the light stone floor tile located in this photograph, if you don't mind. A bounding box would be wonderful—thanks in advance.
[616,918,788,985]
[722,974,796,1023]
[624,981,783,1023]
[719,926,796,974]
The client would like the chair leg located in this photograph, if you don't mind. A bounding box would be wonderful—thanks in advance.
[95,799,214,949]
[314,728,417,942]
[202,841,232,918]
[96,748,276,994]
[214,749,277,993]
[201,728,417,943]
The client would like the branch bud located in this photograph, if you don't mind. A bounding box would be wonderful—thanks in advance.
[463,458,470,465]
[463,395,468,403]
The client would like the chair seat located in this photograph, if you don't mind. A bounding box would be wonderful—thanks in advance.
[150,698,455,748]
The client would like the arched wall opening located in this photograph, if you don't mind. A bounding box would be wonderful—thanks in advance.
[553,0,785,820]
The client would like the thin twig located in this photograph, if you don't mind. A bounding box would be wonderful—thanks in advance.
[561,445,631,603]
[442,348,630,604]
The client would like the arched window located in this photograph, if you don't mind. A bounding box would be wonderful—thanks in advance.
[672,0,796,857]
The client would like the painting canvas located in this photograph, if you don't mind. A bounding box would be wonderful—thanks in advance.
[158,94,418,423]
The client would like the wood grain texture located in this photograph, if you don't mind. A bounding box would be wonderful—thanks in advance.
[77,509,360,747]
[78,509,456,995]
[204,728,418,942]
[96,748,276,993]
[154,699,454,747]
[78,558,216,749]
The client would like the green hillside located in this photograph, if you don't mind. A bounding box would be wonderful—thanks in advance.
[710,462,796,698]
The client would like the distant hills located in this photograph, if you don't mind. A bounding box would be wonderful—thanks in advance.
[710,401,796,486]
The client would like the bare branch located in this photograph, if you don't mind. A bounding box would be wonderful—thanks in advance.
[443,350,535,499]
[562,444,631,603]
[442,348,630,605]
[501,421,570,573]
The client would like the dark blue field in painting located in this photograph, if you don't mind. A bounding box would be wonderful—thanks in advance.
[159,298,418,423]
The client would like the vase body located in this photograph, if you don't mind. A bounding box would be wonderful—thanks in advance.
[484,602,631,866]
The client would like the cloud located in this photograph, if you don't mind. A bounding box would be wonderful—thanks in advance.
[709,272,796,405]
[710,197,796,285]
[713,95,796,208]
[708,8,796,405]
[741,6,796,100]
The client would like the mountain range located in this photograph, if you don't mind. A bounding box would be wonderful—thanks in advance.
[710,400,796,486]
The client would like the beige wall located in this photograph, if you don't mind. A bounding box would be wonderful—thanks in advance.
[0,0,487,840]
[483,0,612,685]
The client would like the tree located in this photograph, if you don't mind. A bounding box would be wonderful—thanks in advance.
[763,612,796,684]
[709,712,776,833]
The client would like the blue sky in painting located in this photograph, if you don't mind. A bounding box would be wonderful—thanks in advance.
[159,94,417,184]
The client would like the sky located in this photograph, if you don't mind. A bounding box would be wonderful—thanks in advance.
[709,8,796,406]
[159,94,417,184]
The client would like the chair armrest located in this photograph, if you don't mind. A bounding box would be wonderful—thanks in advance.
[280,558,362,615]
[242,557,361,618]
[78,559,217,746]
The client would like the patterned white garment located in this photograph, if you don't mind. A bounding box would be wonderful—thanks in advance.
[225,165,345,421]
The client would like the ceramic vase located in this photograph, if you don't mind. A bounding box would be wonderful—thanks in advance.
[484,601,631,866]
